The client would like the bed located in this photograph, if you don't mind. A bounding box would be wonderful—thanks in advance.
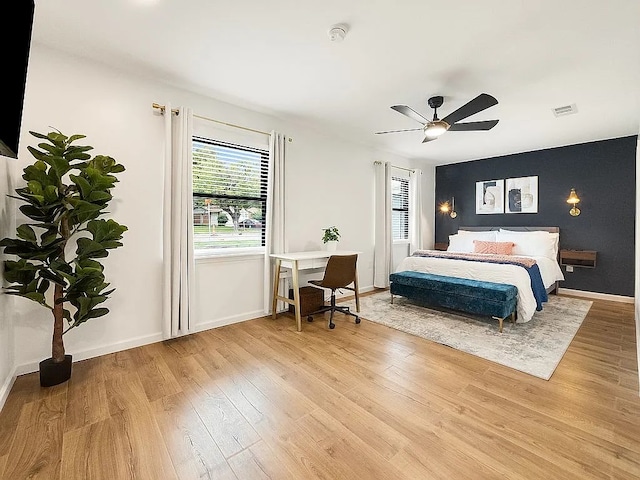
[396,227,565,323]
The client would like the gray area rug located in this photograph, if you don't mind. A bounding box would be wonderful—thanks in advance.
[345,292,593,380]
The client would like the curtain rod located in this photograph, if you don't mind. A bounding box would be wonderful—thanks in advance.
[374,161,416,173]
[152,102,283,140]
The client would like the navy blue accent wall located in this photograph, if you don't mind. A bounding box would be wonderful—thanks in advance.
[435,136,637,297]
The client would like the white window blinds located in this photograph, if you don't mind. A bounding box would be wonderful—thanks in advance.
[192,136,269,251]
[391,176,409,241]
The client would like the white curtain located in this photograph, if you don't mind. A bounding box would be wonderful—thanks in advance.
[374,161,392,288]
[162,105,196,339]
[263,131,287,314]
[409,168,423,254]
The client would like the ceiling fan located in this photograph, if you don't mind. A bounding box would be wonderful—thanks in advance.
[376,93,499,143]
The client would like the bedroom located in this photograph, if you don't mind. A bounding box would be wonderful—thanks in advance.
[0,1,638,479]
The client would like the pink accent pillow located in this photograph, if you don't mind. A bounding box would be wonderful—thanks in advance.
[473,240,515,255]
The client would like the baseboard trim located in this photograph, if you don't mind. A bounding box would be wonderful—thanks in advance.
[195,286,378,331]
[13,311,269,377]
[558,288,634,304]
[14,332,165,376]
[335,284,376,300]
[193,309,266,333]
[12,286,379,378]
[0,367,17,412]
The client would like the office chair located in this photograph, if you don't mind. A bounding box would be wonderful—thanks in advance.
[307,254,361,329]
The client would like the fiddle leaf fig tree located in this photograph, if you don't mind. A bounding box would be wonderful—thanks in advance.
[0,130,127,364]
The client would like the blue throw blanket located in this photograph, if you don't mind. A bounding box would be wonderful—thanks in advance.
[522,263,548,310]
[411,251,548,310]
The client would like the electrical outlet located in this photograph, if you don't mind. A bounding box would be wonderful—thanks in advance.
[566,265,574,273]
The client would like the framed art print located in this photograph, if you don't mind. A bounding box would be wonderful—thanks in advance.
[505,176,538,213]
[476,179,504,214]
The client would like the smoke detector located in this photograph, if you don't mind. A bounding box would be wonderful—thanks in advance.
[328,24,348,42]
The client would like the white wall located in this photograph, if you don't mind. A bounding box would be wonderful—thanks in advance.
[0,155,18,408]
[417,163,436,249]
[9,44,433,373]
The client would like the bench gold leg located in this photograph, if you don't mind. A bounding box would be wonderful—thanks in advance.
[492,316,504,333]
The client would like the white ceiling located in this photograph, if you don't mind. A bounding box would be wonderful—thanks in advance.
[31,0,640,165]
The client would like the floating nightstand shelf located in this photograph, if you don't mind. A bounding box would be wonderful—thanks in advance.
[559,249,597,268]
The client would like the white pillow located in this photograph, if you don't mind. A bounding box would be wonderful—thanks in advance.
[448,231,497,253]
[496,230,558,259]
[457,229,497,239]
[448,234,468,252]
[457,230,498,242]
[498,229,559,256]
[499,229,557,238]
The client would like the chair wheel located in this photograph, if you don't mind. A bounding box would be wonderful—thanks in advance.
[355,317,361,324]
[307,316,313,322]
[329,323,335,329]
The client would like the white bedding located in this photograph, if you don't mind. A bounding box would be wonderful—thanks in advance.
[395,253,565,323]
[531,255,565,288]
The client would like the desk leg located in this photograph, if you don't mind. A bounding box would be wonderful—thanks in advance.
[291,260,302,332]
[271,258,281,320]
[354,267,360,313]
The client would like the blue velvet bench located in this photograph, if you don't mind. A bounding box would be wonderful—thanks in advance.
[389,271,518,332]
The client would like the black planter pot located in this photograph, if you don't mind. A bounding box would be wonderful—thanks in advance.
[39,354,72,387]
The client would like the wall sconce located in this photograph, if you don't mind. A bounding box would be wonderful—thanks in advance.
[439,197,457,218]
[566,188,580,216]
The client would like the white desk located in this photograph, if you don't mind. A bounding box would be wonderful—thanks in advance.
[270,250,361,331]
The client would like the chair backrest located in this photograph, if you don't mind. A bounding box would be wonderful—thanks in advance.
[320,254,357,289]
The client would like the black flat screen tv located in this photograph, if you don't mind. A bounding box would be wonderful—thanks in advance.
[0,0,35,159]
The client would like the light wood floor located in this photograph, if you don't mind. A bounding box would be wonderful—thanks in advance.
[0,294,638,479]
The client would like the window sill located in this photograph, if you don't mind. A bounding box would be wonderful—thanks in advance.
[393,240,410,245]
[195,248,265,264]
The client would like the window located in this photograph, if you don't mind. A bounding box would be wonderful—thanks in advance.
[391,176,409,241]
[192,136,268,252]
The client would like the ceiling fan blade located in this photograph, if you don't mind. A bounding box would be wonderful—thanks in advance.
[391,105,430,124]
[375,127,423,135]
[441,93,498,126]
[448,119,499,131]
[422,135,438,143]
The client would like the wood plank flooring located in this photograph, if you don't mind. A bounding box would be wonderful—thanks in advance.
[0,294,638,479]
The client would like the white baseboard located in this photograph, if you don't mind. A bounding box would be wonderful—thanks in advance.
[357,285,377,294]
[12,311,268,378]
[558,288,634,304]
[0,367,17,412]
[14,332,165,376]
[335,284,376,299]
[193,309,266,333]
[195,286,378,331]
[11,285,380,378]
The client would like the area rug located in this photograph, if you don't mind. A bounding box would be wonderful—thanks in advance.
[345,292,593,380]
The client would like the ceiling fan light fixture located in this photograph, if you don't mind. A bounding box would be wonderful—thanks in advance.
[381,93,499,143]
[424,120,449,137]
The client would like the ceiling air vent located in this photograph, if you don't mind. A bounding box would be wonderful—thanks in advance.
[552,103,578,117]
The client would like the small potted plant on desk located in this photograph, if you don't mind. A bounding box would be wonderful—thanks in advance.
[0,130,127,387]
[322,226,340,252]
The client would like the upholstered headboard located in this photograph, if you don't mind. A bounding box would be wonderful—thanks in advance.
[459,226,559,234]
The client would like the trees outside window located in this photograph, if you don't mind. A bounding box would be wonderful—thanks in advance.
[192,137,268,251]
